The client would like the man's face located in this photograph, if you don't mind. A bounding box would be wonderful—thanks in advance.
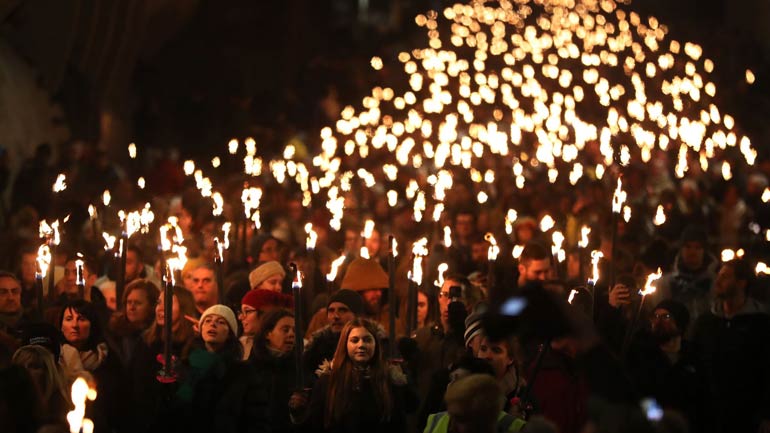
[327,302,355,333]
[680,241,705,271]
[438,279,464,329]
[20,253,37,284]
[125,250,142,282]
[650,308,679,342]
[361,289,382,313]
[714,264,743,299]
[518,258,551,285]
[454,214,474,238]
[0,276,22,314]
[470,241,489,263]
[190,267,218,309]
[344,229,361,253]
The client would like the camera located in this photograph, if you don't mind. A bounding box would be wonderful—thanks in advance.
[449,285,462,302]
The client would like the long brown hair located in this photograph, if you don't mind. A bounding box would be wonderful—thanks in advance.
[143,286,196,350]
[325,318,391,427]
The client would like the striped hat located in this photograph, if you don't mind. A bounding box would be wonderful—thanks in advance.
[464,302,488,348]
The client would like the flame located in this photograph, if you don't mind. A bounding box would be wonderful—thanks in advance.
[721,249,735,262]
[183,160,195,176]
[512,245,524,259]
[756,262,770,275]
[413,191,426,222]
[214,237,224,262]
[552,231,565,262]
[75,255,85,286]
[578,226,591,248]
[222,222,231,249]
[568,289,579,304]
[432,203,445,222]
[434,262,449,287]
[102,190,111,206]
[409,238,429,285]
[485,232,500,261]
[128,143,137,159]
[762,188,770,203]
[539,215,555,232]
[623,205,632,223]
[305,223,318,250]
[363,219,375,239]
[746,69,756,84]
[639,268,663,296]
[505,209,518,235]
[67,377,96,433]
[53,174,67,192]
[443,226,452,247]
[212,192,224,216]
[360,246,370,259]
[293,269,303,289]
[36,244,51,279]
[88,205,97,219]
[102,232,116,251]
[612,177,627,214]
[721,161,732,181]
[228,139,238,154]
[391,237,399,258]
[653,205,667,226]
[327,255,346,282]
[137,177,146,189]
[211,157,221,168]
[589,250,603,284]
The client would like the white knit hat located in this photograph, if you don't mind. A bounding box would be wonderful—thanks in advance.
[199,305,238,338]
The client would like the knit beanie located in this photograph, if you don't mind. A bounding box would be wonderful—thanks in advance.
[464,302,488,348]
[654,299,690,334]
[248,261,286,290]
[680,225,708,246]
[328,289,364,316]
[199,305,238,339]
[241,289,294,311]
[340,258,389,292]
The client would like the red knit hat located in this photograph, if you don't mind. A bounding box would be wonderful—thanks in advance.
[241,289,294,311]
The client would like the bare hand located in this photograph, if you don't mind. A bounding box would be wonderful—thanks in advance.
[608,284,631,308]
[184,315,200,333]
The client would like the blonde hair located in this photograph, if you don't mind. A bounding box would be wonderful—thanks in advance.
[12,345,71,409]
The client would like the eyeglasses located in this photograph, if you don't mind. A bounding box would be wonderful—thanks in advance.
[238,309,259,317]
[652,313,672,321]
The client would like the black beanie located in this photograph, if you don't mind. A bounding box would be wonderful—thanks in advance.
[654,299,690,334]
[328,289,364,316]
[680,225,708,245]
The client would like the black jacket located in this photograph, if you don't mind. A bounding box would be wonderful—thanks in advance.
[252,348,298,433]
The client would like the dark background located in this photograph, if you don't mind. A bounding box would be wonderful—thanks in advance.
[1,0,768,161]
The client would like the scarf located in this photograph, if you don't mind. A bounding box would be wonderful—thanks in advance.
[60,343,109,377]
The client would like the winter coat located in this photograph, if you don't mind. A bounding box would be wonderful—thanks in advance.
[304,370,412,433]
[626,331,713,432]
[413,324,465,399]
[172,348,271,433]
[691,298,770,433]
[252,347,298,433]
[657,252,717,320]
[303,326,341,385]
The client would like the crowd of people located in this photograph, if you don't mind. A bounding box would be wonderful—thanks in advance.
[0,135,769,433]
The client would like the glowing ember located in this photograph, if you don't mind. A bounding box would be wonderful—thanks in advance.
[128,143,137,159]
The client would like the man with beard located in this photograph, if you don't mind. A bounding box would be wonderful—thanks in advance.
[302,289,365,386]
[625,299,711,432]
[339,258,392,331]
[691,259,770,433]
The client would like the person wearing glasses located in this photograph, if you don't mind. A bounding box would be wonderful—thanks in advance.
[238,288,294,360]
[626,299,710,432]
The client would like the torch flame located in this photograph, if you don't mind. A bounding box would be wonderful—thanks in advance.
[128,143,137,159]
[654,205,667,226]
[327,255,347,282]
[578,226,591,248]
[756,262,770,275]
[539,215,555,232]
[512,245,524,259]
[36,244,51,279]
[485,233,500,261]
[88,205,97,219]
[505,209,518,235]
[53,174,67,192]
[589,250,604,284]
[568,289,579,304]
[639,268,663,296]
[434,262,449,287]
[612,177,627,214]
[363,220,375,239]
[102,190,111,206]
[222,222,231,250]
[443,226,452,247]
[305,223,318,250]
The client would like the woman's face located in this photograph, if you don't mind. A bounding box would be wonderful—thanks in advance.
[267,316,295,354]
[417,292,429,327]
[258,274,283,292]
[239,304,260,336]
[61,308,91,348]
[346,326,376,364]
[259,239,280,263]
[126,289,153,324]
[477,337,514,379]
[201,314,230,346]
[155,295,181,328]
